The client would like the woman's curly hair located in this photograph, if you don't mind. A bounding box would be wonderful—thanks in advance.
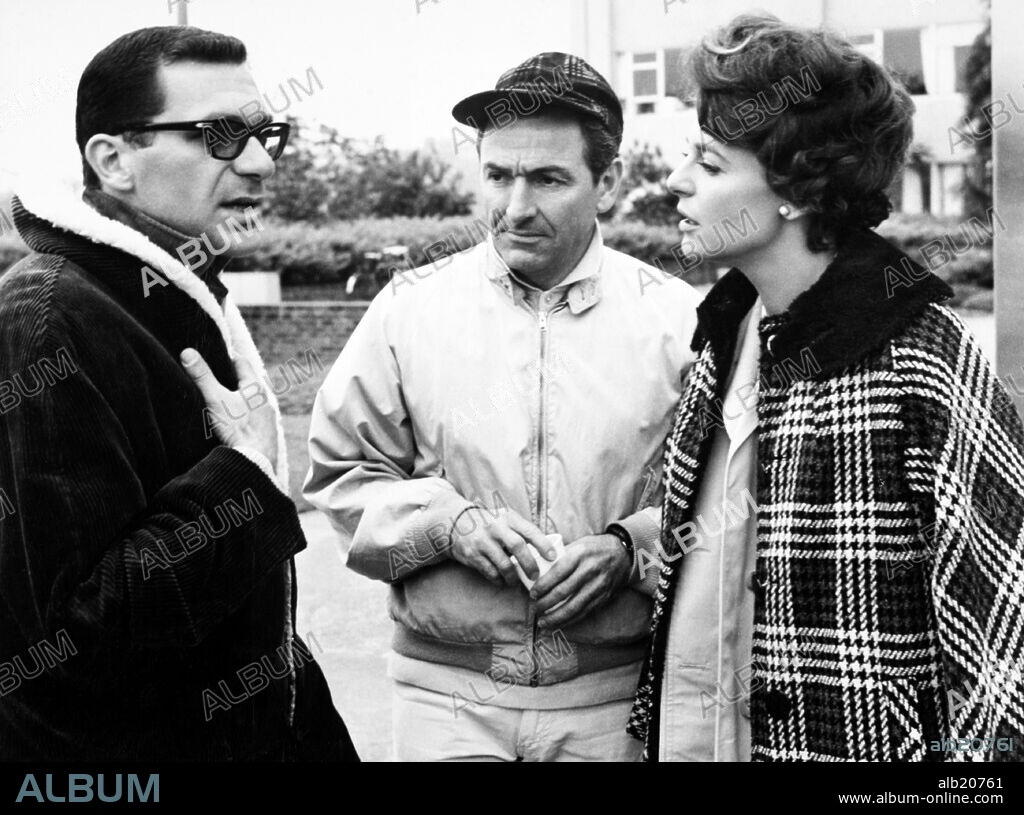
[691,14,915,251]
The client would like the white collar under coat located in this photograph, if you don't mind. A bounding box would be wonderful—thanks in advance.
[14,182,289,488]
[721,300,763,461]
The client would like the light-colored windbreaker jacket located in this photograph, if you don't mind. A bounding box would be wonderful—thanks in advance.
[305,227,702,703]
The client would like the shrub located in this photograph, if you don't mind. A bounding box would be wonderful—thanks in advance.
[266,118,474,222]
[876,212,993,289]
[230,216,486,282]
[876,212,960,253]
[0,232,28,277]
[600,220,717,284]
[961,17,992,221]
[229,216,721,287]
[0,210,993,308]
[938,248,992,288]
[606,141,678,225]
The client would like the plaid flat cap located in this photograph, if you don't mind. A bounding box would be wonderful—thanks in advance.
[452,52,623,137]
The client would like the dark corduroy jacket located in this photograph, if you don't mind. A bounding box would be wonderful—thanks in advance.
[0,189,356,761]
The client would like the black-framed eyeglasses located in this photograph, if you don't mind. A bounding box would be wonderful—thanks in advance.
[117,119,291,161]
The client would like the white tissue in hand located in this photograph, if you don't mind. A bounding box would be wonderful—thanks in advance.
[512,534,565,590]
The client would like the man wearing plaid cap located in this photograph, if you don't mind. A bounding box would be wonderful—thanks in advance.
[306,53,702,761]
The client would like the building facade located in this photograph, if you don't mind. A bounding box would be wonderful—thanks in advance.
[569,0,986,216]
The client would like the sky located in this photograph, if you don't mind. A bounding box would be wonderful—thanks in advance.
[0,0,580,191]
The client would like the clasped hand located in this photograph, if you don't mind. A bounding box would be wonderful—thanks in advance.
[447,507,631,629]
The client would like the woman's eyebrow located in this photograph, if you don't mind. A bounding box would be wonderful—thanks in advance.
[699,137,730,164]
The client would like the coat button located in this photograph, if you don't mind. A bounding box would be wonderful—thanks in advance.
[764,688,791,718]
[747,570,767,603]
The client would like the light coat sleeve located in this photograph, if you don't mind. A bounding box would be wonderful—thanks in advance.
[615,506,663,596]
[303,293,475,583]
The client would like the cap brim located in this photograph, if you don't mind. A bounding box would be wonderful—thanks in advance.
[451,89,610,131]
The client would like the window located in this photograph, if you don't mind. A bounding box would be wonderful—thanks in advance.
[628,48,696,111]
[954,44,972,94]
[883,28,927,94]
[631,51,660,100]
[633,70,658,97]
[850,31,881,63]
[665,47,694,101]
[847,24,979,97]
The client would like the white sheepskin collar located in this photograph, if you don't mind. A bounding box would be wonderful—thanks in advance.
[15,181,289,489]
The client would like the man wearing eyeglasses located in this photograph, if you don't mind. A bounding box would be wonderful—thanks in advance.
[0,26,356,761]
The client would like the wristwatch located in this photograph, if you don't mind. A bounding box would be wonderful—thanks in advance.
[605,523,635,569]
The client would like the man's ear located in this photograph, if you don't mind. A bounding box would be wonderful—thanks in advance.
[596,155,624,215]
[83,133,137,193]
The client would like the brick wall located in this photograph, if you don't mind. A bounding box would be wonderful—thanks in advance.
[240,301,370,366]
[281,283,351,301]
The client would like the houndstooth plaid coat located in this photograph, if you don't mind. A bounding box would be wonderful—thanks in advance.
[628,229,1024,762]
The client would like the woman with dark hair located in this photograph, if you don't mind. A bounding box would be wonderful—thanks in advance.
[628,14,1024,762]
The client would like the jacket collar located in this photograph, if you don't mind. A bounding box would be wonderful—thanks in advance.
[82,189,231,301]
[484,221,603,315]
[693,228,954,383]
[13,182,236,349]
[11,180,289,486]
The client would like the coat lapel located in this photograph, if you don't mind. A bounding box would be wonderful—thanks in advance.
[12,182,288,488]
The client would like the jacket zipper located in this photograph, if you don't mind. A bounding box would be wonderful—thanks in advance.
[530,300,567,686]
[536,309,549,528]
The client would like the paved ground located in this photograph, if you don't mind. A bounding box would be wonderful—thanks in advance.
[293,312,997,763]
[295,511,392,762]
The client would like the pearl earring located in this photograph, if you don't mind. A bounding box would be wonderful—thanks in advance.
[779,205,792,218]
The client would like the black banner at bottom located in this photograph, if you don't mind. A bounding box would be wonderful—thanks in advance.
[0,759,1020,806]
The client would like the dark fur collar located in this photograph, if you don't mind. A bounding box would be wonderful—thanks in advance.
[693,228,954,382]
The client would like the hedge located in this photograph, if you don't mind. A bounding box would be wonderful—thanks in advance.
[0,235,27,274]
[0,212,995,306]
[231,214,994,290]
[223,217,725,285]
[230,216,486,283]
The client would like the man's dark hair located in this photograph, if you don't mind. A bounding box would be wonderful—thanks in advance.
[691,13,914,251]
[76,26,247,189]
[577,115,620,183]
[478,107,621,184]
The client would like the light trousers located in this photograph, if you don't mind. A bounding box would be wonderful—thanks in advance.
[392,680,643,762]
